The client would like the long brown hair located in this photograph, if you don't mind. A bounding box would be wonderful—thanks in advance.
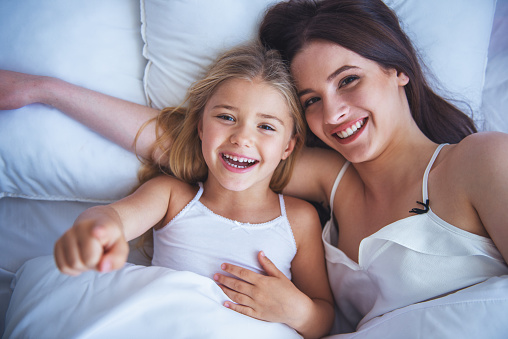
[259,0,477,144]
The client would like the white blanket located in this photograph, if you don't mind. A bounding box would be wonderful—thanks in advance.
[5,256,508,339]
[326,275,508,339]
[4,256,301,339]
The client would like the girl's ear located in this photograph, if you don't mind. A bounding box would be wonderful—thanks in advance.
[281,136,297,160]
[197,118,203,140]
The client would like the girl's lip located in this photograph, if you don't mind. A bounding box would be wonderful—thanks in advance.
[219,152,259,173]
[330,117,367,144]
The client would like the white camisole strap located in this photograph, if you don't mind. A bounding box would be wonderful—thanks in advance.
[421,144,448,202]
[329,161,351,217]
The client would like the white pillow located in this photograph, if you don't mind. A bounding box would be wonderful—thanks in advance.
[141,0,281,109]
[384,0,496,126]
[142,0,495,127]
[0,0,146,202]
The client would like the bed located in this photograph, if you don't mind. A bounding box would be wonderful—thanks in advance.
[0,0,507,337]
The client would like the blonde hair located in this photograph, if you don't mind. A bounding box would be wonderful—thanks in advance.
[137,41,305,193]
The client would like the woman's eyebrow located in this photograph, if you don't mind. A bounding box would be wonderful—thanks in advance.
[327,65,358,82]
[297,65,359,98]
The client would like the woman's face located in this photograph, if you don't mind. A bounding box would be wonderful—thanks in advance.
[290,40,410,163]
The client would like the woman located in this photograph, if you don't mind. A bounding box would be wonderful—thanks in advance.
[256,0,508,333]
[1,0,507,335]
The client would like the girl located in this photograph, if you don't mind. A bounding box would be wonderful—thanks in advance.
[52,42,334,339]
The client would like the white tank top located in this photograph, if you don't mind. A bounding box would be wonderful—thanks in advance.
[152,183,297,280]
[323,144,508,332]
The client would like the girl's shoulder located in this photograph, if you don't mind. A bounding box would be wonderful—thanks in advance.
[146,175,200,227]
[282,195,322,246]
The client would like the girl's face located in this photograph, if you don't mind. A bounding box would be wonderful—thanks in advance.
[198,77,296,193]
[290,40,410,163]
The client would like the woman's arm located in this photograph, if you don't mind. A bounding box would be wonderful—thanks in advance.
[284,145,347,208]
[0,70,160,159]
[465,132,508,263]
[54,176,175,276]
[215,198,334,338]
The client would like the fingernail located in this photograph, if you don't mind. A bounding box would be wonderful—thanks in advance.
[221,264,226,270]
[101,260,112,273]
[260,251,265,257]
[224,302,230,308]
[213,273,219,281]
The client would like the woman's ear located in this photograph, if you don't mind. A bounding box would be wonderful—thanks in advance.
[281,136,297,160]
[397,71,410,86]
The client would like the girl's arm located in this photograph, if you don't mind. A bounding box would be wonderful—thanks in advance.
[54,176,175,276]
[0,70,160,159]
[215,198,334,338]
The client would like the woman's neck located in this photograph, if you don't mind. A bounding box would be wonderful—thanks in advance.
[353,132,437,202]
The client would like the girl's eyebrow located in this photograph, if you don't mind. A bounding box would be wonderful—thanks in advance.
[297,65,359,97]
[211,104,237,111]
[258,113,285,126]
[211,104,285,126]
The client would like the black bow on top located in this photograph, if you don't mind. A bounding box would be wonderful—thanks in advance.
[409,199,430,214]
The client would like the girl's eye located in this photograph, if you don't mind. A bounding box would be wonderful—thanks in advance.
[217,114,235,122]
[339,75,359,88]
[303,97,321,109]
[259,124,275,131]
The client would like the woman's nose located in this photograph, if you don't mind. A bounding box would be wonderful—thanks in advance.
[323,96,348,125]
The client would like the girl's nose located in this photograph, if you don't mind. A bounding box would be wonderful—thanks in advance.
[230,125,254,147]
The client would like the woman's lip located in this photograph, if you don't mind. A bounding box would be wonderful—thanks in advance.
[330,117,366,136]
[330,117,367,144]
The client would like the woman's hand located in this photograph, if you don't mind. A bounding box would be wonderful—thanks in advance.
[54,206,129,276]
[0,69,46,110]
[214,251,312,330]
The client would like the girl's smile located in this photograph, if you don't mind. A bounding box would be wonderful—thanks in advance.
[220,152,259,172]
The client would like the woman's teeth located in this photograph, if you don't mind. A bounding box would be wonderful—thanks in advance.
[336,119,364,139]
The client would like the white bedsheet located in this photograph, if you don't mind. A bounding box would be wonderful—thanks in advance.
[4,256,301,339]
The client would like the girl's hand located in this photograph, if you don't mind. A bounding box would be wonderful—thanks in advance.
[214,251,311,329]
[54,206,129,276]
[0,70,46,110]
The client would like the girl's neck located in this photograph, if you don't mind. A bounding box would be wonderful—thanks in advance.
[200,179,281,224]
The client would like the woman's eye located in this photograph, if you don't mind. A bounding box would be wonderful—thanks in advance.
[339,75,359,88]
[303,97,320,109]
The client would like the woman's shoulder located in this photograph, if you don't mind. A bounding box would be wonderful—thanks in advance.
[443,131,508,182]
[448,131,508,165]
